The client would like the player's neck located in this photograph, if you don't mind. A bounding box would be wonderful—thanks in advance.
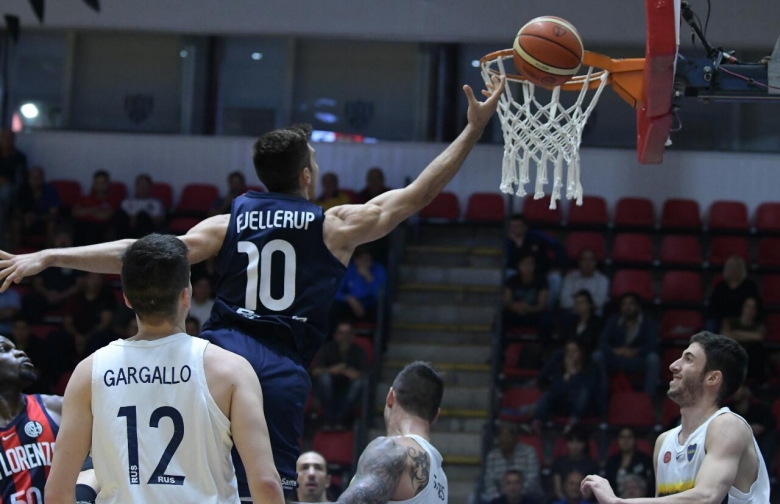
[679,400,721,439]
[0,391,26,424]
[132,319,187,341]
[387,414,431,441]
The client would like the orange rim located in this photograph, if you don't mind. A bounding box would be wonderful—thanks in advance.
[480,49,646,109]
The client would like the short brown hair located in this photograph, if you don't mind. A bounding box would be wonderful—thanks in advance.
[252,124,312,194]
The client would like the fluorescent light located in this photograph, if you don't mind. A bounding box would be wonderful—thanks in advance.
[20,103,39,119]
[251,52,263,61]
[179,50,188,58]
[471,60,480,68]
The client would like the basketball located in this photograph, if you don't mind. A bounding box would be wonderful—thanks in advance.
[513,16,584,87]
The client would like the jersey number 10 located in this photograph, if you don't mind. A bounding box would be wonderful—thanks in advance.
[238,240,296,312]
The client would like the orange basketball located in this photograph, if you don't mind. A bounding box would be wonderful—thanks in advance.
[513,16,584,87]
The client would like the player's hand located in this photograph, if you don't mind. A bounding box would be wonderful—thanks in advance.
[581,475,618,504]
[464,74,506,132]
[0,250,49,292]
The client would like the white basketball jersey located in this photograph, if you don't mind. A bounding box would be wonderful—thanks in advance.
[389,435,448,504]
[91,333,240,504]
[656,407,770,503]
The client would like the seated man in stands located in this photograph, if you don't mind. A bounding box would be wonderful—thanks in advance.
[619,474,649,499]
[316,172,351,210]
[488,469,539,504]
[61,272,117,360]
[211,171,248,216]
[504,214,563,301]
[72,169,118,244]
[14,166,60,248]
[502,254,549,333]
[357,167,390,203]
[559,249,609,315]
[331,246,386,325]
[559,290,603,352]
[593,292,660,400]
[604,427,654,497]
[706,255,759,332]
[115,173,165,237]
[552,470,590,504]
[481,422,541,502]
[310,321,368,429]
[295,451,331,503]
[551,426,598,502]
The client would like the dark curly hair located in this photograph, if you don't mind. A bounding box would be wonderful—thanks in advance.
[252,124,313,194]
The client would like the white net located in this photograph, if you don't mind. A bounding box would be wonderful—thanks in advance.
[481,53,610,208]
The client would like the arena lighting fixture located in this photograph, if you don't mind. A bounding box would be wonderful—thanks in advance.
[20,103,39,119]
[251,52,263,61]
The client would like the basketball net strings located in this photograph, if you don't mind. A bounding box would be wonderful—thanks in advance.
[482,56,610,209]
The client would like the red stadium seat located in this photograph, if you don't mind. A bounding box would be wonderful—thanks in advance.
[611,234,654,265]
[610,270,653,302]
[50,180,83,209]
[761,275,780,307]
[757,238,780,269]
[608,391,655,428]
[465,193,505,222]
[662,397,680,428]
[522,195,561,226]
[567,196,609,227]
[755,203,780,233]
[518,435,544,465]
[420,192,459,220]
[708,201,749,232]
[607,438,653,457]
[312,430,354,467]
[614,197,655,229]
[708,236,749,266]
[661,199,701,230]
[566,232,606,262]
[30,325,57,340]
[176,184,219,216]
[353,337,374,367]
[660,311,703,341]
[499,387,541,423]
[552,436,599,459]
[659,236,702,267]
[503,343,540,380]
[168,217,201,234]
[108,182,127,208]
[661,272,703,304]
[767,314,780,342]
[151,182,174,210]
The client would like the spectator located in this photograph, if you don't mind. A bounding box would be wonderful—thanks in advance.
[560,290,603,352]
[14,166,60,247]
[502,254,549,332]
[620,474,649,498]
[85,314,137,356]
[0,287,21,335]
[729,385,775,468]
[0,129,27,190]
[481,423,542,501]
[722,296,766,382]
[534,340,600,430]
[504,214,563,301]
[22,225,83,323]
[593,292,660,399]
[188,277,215,327]
[211,171,248,216]
[551,427,599,501]
[552,470,590,504]
[706,256,759,332]
[310,321,367,429]
[604,427,654,496]
[115,174,164,238]
[72,170,118,244]
[295,451,331,503]
[316,172,351,210]
[62,272,117,358]
[488,470,540,504]
[185,316,201,336]
[332,247,387,324]
[559,249,609,314]
[357,167,390,203]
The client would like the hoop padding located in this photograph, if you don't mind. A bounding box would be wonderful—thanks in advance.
[481,51,613,208]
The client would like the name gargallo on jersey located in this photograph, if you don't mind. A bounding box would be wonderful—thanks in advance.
[236,210,316,233]
[103,366,192,387]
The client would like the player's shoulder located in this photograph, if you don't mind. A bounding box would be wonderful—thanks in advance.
[203,343,254,381]
[709,411,753,439]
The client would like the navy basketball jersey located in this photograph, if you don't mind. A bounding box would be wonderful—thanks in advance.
[0,395,58,504]
[208,192,346,365]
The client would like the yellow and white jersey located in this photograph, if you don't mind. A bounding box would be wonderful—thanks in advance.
[655,407,770,503]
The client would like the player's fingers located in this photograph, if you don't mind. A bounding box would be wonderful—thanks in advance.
[0,250,13,260]
[0,267,16,293]
[486,76,506,105]
[463,85,477,106]
[481,89,492,98]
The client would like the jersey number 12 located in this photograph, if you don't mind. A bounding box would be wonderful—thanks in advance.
[118,406,185,486]
[238,240,296,311]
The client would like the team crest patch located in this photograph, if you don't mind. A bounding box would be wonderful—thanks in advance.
[663,451,671,463]
[24,421,44,438]
[686,444,697,462]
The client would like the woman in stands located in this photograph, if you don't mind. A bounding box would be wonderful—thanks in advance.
[721,296,766,383]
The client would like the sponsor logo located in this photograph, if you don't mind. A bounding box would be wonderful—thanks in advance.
[281,477,298,490]
[663,451,671,463]
[1,433,14,442]
[686,444,697,462]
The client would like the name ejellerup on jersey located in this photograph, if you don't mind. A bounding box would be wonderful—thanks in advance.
[236,210,317,233]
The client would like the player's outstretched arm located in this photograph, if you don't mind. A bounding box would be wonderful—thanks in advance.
[45,357,94,504]
[0,214,229,292]
[331,437,407,504]
[581,414,749,504]
[228,355,285,504]
[324,76,506,262]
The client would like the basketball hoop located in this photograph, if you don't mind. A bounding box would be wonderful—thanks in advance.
[480,50,645,208]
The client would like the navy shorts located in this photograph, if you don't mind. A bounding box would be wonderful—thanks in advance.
[201,328,311,497]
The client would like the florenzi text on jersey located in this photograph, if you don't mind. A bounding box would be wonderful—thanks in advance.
[0,441,54,479]
[236,210,317,233]
[103,366,192,387]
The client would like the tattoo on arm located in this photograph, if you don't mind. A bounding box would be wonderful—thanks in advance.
[337,438,406,504]
[407,447,430,495]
